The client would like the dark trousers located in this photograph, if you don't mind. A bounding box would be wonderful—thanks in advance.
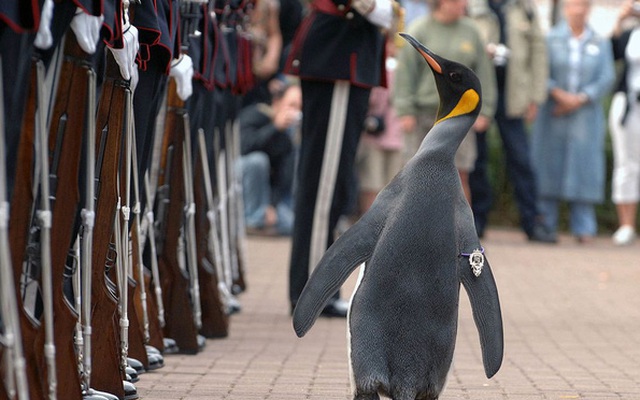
[2,29,35,201]
[470,93,540,237]
[187,81,217,182]
[288,80,370,304]
[134,64,169,189]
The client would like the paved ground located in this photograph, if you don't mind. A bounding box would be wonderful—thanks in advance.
[134,228,640,399]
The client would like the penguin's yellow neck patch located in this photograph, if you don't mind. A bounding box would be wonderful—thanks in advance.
[436,89,480,124]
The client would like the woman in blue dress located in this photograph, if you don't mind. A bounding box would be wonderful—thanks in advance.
[531,0,615,243]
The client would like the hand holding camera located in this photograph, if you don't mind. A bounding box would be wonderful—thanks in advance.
[486,43,510,67]
[618,0,640,22]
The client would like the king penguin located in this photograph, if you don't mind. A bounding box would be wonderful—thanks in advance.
[291,33,504,400]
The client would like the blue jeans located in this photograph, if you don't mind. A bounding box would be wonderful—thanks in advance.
[538,198,597,237]
[470,93,540,237]
[237,152,293,235]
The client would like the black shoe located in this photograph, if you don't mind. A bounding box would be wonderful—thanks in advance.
[125,366,139,383]
[146,352,164,371]
[127,358,145,374]
[123,380,138,400]
[163,337,179,354]
[84,388,118,400]
[197,334,207,351]
[320,299,349,318]
[528,224,557,244]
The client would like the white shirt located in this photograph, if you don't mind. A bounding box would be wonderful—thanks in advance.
[568,31,588,93]
[626,28,640,94]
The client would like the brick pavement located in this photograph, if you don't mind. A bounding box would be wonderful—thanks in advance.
[134,229,640,399]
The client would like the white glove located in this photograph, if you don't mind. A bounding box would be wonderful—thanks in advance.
[70,8,104,55]
[34,0,54,50]
[109,25,140,90]
[352,0,393,29]
[169,54,194,101]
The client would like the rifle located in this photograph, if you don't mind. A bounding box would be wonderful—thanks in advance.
[141,172,167,352]
[115,98,150,370]
[126,221,152,368]
[194,130,229,338]
[226,119,247,293]
[115,88,132,375]
[8,58,46,400]
[87,49,128,400]
[0,56,30,400]
[155,76,200,354]
[75,42,101,399]
[152,0,215,353]
[33,55,58,400]
[129,132,151,348]
[213,126,239,302]
[33,31,98,400]
[197,129,239,314]
[181,95,202,336]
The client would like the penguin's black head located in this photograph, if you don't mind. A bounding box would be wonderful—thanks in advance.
[400,33,482,124]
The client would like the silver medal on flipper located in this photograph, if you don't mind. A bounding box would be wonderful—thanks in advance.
[469,249,484,277]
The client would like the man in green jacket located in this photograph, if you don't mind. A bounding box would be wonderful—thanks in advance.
[467,0,555,242]
[393,0,497,203]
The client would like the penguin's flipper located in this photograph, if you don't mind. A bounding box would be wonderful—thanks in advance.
[292,212,383,338]
[459,254,504,378]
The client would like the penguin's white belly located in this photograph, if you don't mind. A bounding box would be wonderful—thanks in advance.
[347,262,367,394]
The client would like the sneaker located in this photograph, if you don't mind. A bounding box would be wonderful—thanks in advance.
[612,225,636,246]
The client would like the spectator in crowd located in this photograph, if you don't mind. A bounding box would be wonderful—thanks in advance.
[608,0,640,246]
[357,37,404,214]
[402,0,430,26]
[467,0,555,242]
[237,80,301,236]
[284,0,395,317]
[530,0,615,243]
[243,0,283,106]
[393,0,497,204]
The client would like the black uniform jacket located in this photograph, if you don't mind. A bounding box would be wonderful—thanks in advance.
[132,0,180,74]
[0,0,40,33]
[284,0,386,89]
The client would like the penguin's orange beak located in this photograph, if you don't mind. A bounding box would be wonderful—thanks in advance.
[399,33,442,74]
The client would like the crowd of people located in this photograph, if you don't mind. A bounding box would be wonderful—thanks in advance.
[244,0,640,244]
[231,0,640,318]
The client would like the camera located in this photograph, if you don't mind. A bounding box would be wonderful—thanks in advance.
[487,43,510,67]
[363,115,385,137]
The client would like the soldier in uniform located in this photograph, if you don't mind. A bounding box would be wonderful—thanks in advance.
[285,0,395,317]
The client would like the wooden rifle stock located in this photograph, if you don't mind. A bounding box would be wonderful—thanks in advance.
[0,381,8,400]
[156,78,200,354]
[129,134,166,354]
[137,174,167,352]
[194,147,229,338]
[33,32,98,400]
[117,107,149,370]
[0,56,30,400]
[88,50,128,399]
[8,60,47,400]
